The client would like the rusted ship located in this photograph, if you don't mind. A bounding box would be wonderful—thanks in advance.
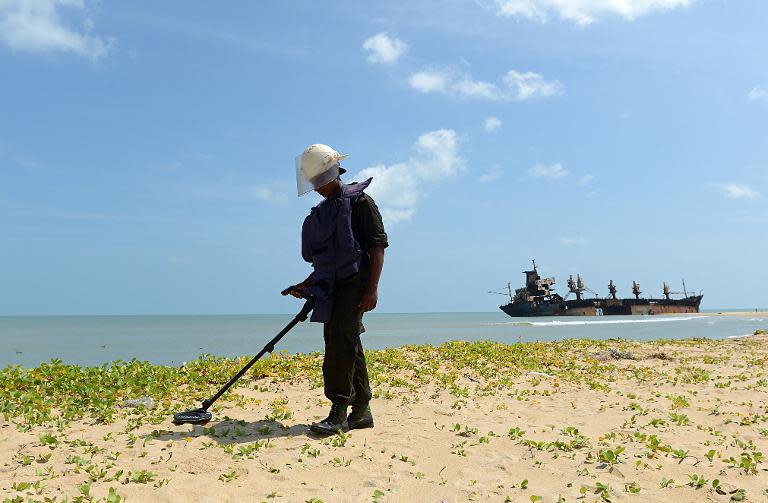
[496,261,702,317]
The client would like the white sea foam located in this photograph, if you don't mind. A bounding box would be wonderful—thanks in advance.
[486,316,706,327]
[727,333,754,339]
[529,316,705,327]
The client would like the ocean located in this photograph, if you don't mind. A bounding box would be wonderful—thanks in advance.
[1,311,765,368]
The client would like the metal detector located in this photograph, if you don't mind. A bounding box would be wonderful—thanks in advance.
[172,288,314,425]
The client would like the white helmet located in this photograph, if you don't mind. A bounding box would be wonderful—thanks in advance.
[295,144,348,196]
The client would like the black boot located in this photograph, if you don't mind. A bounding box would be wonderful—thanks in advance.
[348,403,374,430]
[309,404,349,435]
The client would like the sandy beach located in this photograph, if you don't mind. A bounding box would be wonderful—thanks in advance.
[2,333,767,503]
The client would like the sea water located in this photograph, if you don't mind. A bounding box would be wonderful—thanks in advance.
[1,312,765,368]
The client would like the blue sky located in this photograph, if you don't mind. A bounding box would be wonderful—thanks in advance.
[1,0,766,315]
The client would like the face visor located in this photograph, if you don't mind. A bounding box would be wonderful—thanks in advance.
[296,157,341,196]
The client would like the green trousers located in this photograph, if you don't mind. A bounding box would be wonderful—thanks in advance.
[322,271,372,407]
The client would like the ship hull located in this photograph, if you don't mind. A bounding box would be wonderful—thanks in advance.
[500,295,702,317]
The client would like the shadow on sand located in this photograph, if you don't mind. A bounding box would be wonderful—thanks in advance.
[145,418,329,444]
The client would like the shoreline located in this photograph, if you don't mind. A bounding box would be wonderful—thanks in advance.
[696,310,768,317]
[2,335,767,502]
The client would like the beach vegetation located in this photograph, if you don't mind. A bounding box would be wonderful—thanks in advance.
[219,470,239,482]
[669,411,691,426]
[669,447,690,462]
[11,481,32,492]
[39,433,59,447]
[129,469,157,483]
[301,443,321,458]
[16,453,33,466]
[723,451,763,474]
[667,394,690,409]
[328,429,349,447]
[730,489,747,501]
[597,446,625,470]
[1,337,767,501]
[591,482,611,502]
[456,424,477,437]
[266,398,293,421]
[687,473,708,488]
[330,456,351,467]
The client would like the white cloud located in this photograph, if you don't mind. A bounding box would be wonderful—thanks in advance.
[352,129,464,225]
[409,71,449,93]
[722,183,759,200]
[504,70,564,100]
[484,117,503,132]
[560,236,586,246]
[748,85,768,102]
[408,67,562,101]
[411,129,463,181]
[484,0,695,26]
[453,78,503,99]
[578,174,594,186]
[479,164,503,182]
[250,185,287,204]
[0,0,112,60]
[362,32,407,65]
[528,163,568,180]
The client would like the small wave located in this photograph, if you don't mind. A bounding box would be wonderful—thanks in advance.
[527,316,706,327]
[482,321,534,327]
[727,333,754,339]
[483,316,706,327]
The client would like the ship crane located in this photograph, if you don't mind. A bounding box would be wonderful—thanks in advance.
[567,275,582,300]
[567,274,599,300]
[663,280,690,299]
[632,281,642,299]
[608,280,618,300]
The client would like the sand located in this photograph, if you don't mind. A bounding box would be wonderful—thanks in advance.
[2,335,767,503]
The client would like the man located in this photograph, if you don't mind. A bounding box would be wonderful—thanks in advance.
[285,144,387,435]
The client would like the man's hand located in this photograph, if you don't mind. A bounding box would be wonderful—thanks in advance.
[282,282,309,298]
[288,284,306,299]
[359,287,378,312]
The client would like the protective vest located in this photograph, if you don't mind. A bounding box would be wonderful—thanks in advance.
[301,178,372,323]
